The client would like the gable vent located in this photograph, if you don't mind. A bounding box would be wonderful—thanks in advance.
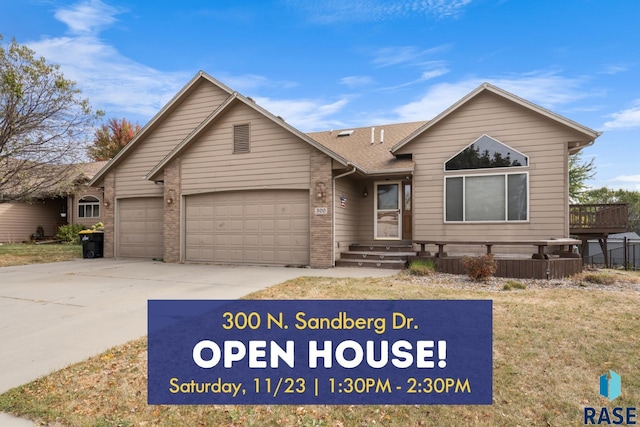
[233,124,250,153]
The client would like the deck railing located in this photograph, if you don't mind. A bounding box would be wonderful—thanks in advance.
[569,203,629,234]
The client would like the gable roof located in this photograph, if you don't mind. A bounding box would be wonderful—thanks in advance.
[307,121,426,175]
[145,86,353,181]
[91,76,603,184]
[390,83,602,154]
[90,71,236,186]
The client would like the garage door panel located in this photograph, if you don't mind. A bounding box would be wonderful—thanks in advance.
[186,190,309,265]
[118,198,163,258]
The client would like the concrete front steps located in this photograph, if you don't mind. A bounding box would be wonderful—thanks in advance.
[336,243,417,269]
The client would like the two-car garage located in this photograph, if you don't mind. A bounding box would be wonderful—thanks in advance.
[184,190,310,266]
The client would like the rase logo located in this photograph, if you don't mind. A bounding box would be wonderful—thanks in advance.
[584,370,637,425]
[600,370,622,401]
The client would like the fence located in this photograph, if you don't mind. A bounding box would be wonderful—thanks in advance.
[585,237,640,270]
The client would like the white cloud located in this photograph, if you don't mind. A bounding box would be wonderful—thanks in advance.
[287,0,473,23]
[28,34,188,120]
[600,64,629,75]
[603,102,640,130]
[23,1,188,121]
[394,81,478,121]
[340,76,375,88]
[372,45,450,67]
[394,72,590,122]
[54,0,120,35]
[607,175,640,191]
[611,175,640,183]
[253,96,350,131]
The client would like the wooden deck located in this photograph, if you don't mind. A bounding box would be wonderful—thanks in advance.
[412,238,583,279]
[414,239,581,260]
[570,203,629,236]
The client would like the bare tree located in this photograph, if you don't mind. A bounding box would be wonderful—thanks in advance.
[0,36,102,202]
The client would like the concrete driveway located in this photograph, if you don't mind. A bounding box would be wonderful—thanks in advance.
[0,259,397,394]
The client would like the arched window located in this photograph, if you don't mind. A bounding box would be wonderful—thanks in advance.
[78,196,100,218]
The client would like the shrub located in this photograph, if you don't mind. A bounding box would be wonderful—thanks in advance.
[461,254,498,281]
[503,280,526,291]
[56,224,87,244]
[581,272,616,286]
[408,259,437,276]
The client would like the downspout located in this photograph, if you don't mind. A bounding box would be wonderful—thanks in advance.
[332,165,357,266]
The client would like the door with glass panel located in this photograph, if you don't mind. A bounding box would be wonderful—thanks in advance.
[375,182,401,239]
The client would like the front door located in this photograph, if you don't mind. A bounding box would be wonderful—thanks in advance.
[374,182,401,239]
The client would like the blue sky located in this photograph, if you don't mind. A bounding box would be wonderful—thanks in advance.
[2,0,639,190]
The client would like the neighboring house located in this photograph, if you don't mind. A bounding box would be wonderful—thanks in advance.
[64,162,108,229]
[89,71,600,268]
[0,162,107,243]
[585,232,640,268]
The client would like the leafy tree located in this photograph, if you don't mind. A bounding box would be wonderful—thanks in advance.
[581,187,640,234]
[0,36,102,202]
[87,117,141,161]
[569,153,596,203]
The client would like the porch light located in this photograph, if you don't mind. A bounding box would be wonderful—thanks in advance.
[167,189,176,205]
[315,182,327,202]
[363,187,368,197]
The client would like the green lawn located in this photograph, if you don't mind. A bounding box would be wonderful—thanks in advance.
[0,243,82,267]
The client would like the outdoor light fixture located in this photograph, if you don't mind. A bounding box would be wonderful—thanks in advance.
[315,182,326,203]
[104,200,111,208]
[363,187,368,197]
[167,189,176,205]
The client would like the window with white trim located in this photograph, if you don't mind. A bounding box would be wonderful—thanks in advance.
[444,135,529,222]
[445,173,528,222]
[78,196,100,218]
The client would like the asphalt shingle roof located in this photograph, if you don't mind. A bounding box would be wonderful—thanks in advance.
[307,121,427,174]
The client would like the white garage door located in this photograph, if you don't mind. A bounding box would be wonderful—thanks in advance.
[185,190,309,265]
[117,198,163,258]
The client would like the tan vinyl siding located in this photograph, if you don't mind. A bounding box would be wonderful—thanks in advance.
[398,91,584,242]
[358,179,375,241]
[114,81,231,197]
[0,199,66,242]
[334,177,359,256]
[180,102,311,194]
[333,177,376,254]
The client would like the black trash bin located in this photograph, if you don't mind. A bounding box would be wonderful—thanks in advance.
[79,230,104,258]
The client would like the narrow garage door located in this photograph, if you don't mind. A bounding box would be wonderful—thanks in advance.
[117,198,163,258]
[185,190,309,265]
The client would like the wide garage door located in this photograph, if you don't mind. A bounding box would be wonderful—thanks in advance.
[185,190,309,265]
[117,198,163,258]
